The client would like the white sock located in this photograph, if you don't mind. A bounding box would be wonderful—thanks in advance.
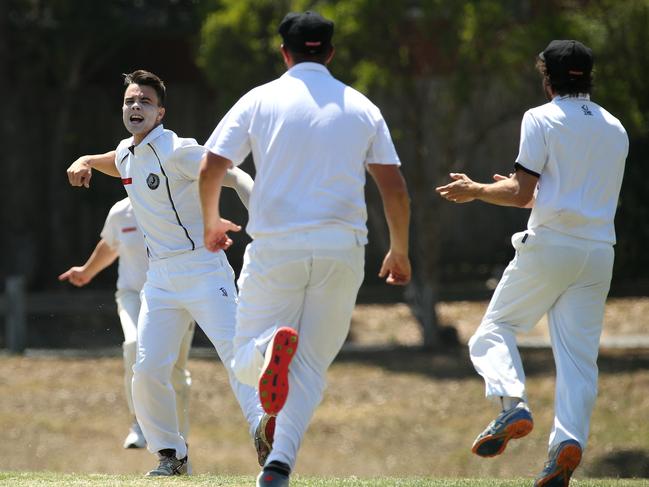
[500,396,526,411]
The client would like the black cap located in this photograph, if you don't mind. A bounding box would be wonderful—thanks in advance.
[279,11,334,55]
[539,40,593,82]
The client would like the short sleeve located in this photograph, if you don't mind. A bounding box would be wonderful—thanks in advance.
[204,91,255,166]
[170,143,207,181]
[115,139,133,172]
[365,116,401,166]
[100,205,120,250]
[515,110,546,175]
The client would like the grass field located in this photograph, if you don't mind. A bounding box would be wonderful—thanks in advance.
[2,299,649,485]
[1,473,649,486]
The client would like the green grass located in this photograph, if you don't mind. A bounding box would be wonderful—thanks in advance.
[1,473,648,486]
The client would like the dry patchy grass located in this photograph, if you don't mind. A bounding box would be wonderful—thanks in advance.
[350,297,649,346]
[2,299,649,482]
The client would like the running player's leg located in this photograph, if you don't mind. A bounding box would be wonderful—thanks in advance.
[267,246,364,470]
[232,244,308,389]
[172,321,195,439]
[469,236,578,401]
[116,289,140,421]
[178,249,263,435]
[132,282,193,460]
[547,245,613,449]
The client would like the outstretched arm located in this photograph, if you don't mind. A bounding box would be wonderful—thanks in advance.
[435,168,538,207]
[67,150,119,188]
[58,239,119,287]
[222,166,254,210]
[198,151,241,252]
[367,164,411,286]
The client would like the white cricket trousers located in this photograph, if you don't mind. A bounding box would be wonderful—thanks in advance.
[469,227,614,450]
[232,228,365,470]
[115,289,194,438]
[132,248,262,459]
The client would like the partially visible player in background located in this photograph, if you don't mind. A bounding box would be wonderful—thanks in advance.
[58,197,194,450]
[66,70,264,477]
[436,40,628,486]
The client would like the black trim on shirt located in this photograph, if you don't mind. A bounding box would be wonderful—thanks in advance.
[147,143,196,251]
[514,162,541,178]
[119,153,129,165]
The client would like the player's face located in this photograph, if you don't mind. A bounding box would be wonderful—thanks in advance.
[122,84,165,142]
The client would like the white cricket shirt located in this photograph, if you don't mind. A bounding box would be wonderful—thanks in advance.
[204,62,401,241]
[100,198,147,292]
[516,95,628,244]
[114,125,207,260]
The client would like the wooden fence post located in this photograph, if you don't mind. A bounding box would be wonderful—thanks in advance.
[6,275,26,354]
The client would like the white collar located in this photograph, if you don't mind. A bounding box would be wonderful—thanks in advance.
[553,94,591,102]
[287,62,331,75]
[129,124,165,153]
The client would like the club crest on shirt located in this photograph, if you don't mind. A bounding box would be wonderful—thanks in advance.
[146,173,160,190]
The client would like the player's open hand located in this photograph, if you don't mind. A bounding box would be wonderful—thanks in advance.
[379,250,411,286]
[67,156,93,188]
[58,267,91,287]
[435,173,478,203]
[204,218,241,252]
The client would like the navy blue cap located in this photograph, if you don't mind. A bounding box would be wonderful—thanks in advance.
[279,11,334,55]
[540,40,593,82]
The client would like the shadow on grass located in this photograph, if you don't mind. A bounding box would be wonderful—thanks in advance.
[335,346,649,380]
[587,448,649,478]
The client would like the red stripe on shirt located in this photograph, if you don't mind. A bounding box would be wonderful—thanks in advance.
[121,178,132,185]
[121,227,137,233]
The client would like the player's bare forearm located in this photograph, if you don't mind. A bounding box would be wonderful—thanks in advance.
[199,152,228,226]
[83,239,119,277]
[67,151,119,187]
[368,164,412,285]
[88,151,119,176]
[199,151,241,252]
[382,189,410,255]
[436,170,537,208]
[58,239,117,286]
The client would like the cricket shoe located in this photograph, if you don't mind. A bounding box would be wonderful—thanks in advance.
[259,327,298,415]
[471,404,533,457]
[256,461,290,487]
[123,421,146,449]
[255,413,276,466]
[145,449,188,476]
[534,439,582,487]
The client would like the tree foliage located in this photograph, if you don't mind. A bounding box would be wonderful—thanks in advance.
[196,0,649,345]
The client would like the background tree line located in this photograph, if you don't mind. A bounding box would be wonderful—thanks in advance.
[2,0,647,347]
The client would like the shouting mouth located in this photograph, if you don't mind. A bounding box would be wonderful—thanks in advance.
[129,114,145,124]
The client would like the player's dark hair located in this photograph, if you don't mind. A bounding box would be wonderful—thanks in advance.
[284,45,333,65]
[123,70,166,106]
[536,58,592,96]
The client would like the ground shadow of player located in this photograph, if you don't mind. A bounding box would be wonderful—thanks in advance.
[586,448,649,478]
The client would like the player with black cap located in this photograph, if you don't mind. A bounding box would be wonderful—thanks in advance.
[436,39,627,486]
[199,9,411,487]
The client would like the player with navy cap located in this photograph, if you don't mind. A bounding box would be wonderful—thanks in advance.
[199,10,411,487]
[437,40,628,486]
[66,70,266,476]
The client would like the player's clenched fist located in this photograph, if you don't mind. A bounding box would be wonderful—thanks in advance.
[67,156,93,188]
[378,250,411,286]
